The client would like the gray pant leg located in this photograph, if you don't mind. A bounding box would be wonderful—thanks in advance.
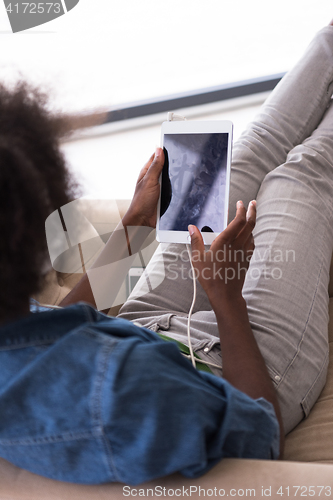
[228,25,333,221]
[118,26,333,433]
[120,25,333,321]
[245,102,333,432]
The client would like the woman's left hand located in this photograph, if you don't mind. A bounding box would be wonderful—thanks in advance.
[189,200,256,305]
[122,147,165,228]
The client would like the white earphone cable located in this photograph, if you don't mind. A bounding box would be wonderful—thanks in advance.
[186,243,197,368]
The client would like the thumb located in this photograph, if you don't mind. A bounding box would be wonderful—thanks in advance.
[148,147,164,180]
[188,225,204,255]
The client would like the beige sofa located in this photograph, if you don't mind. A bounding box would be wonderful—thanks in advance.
[1,199,333,498]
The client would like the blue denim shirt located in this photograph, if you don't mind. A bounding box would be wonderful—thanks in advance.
[0,303,279,485]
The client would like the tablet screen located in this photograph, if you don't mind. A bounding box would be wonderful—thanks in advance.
[160,133,229,233]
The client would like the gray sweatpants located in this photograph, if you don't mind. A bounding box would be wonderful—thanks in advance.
[118,26,333,434]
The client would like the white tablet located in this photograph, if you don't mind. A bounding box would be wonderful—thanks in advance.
[156,120,233,245]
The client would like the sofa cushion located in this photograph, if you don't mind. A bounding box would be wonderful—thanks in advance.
[36,199,130,308]
[0,456,333,499]
[35,198,333,464]
[284,298,333,462]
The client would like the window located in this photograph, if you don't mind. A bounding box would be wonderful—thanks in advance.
[0,0,330,112]
[1,0,330,198]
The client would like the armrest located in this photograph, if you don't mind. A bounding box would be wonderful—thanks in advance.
[1,457,333,500]
[37,199,159,314]
[36,199,132,308]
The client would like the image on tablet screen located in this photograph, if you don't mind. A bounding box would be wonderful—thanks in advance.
[160,133,228,233]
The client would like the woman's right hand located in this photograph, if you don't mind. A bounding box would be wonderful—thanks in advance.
[188,200,256,307]
[122,148,165,229]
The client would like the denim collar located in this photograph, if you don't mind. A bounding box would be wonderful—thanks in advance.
[0,303,96,350]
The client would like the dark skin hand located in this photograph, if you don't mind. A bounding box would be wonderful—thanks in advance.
[122,148,165,228]
[60,148,165,309]
[189,200,256,303]
[189,200,284,457]
[60,148,284,456]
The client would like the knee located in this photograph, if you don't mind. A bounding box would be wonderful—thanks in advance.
[261,145,333,195]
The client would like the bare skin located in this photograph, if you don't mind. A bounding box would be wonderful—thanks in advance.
[60,147,165,309]
[189,201,284,456]
[26,11,333,449]
[6,16,333,458]
[60,147,284,456]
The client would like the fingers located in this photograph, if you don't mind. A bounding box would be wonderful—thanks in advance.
[147,147,164,181]
[214,200,256,251]
[137,148,164,183]
[236,200,257,247]
[218,200,247,243]
[137,154,154,183]
[244,233,255,261]
[188,225,205,258]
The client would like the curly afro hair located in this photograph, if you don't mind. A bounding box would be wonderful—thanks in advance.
[0,82,77,321]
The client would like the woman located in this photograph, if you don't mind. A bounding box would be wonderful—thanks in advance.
[0,19,332,485]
